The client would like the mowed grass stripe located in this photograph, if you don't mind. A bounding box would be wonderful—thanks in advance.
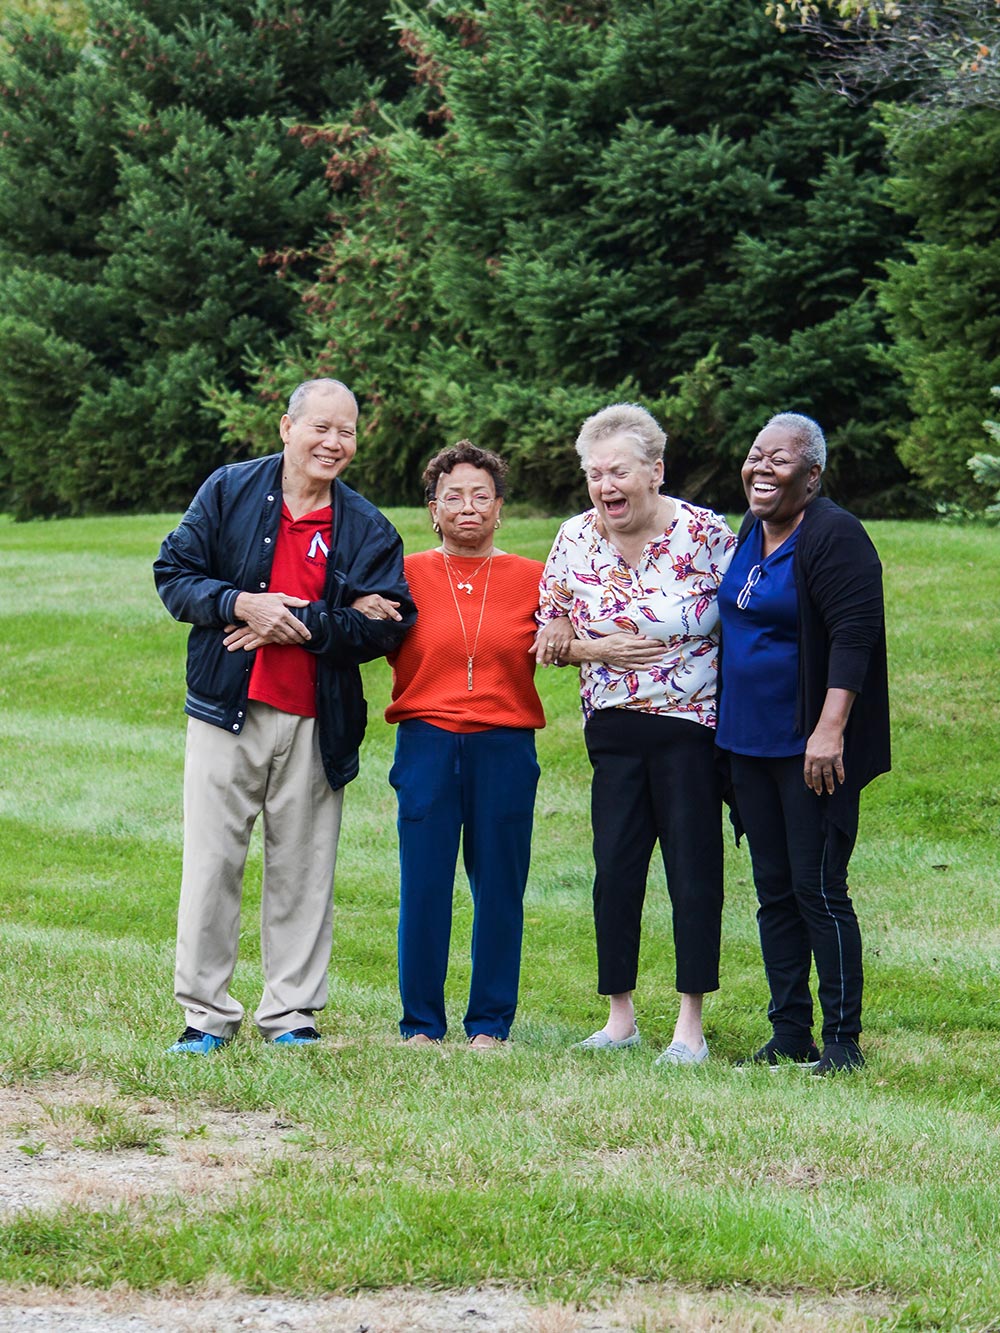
[1,512,1000,1326]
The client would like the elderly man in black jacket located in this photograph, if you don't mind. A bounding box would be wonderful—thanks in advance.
[155,378,415,1053]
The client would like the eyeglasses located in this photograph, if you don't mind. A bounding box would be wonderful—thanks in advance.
[736,564,762,610]
[435,493,496,512]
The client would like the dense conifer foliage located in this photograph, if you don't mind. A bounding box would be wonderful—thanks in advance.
[220,0,909,512]
[0,1,404,516]
[877,107,1000,506]
[1,0,994,515]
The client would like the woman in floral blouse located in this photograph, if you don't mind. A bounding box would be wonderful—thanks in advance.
[534,403,735,1064]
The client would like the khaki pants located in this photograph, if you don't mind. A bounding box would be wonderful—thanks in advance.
[175,703,344,1039]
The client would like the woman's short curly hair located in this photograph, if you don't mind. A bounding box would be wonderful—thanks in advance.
[575,403,666,470]
[422,441,508,502]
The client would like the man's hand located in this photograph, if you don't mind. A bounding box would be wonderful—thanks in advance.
[224,592,312,653]
[351,593,403,622]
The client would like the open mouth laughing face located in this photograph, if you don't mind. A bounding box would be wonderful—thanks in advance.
[741,425,820,528]
[585,435,663,538]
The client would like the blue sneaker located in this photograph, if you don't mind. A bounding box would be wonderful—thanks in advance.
[272,1026,322,1046]
[167,1026,229,1055]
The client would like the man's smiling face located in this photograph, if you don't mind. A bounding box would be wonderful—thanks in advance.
[280,385,358,493]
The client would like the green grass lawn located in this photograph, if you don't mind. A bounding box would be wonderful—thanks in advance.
[0,509,998,1330]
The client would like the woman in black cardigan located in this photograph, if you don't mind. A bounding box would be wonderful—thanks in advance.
[717,413,889,1076]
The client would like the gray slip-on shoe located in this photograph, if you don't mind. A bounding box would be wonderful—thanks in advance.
[572,1027,641,1050]
[654,1038,710,1066]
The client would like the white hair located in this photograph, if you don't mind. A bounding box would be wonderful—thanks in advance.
[575,402,666,469]
[286,378,356,421]
[764,412,827,471]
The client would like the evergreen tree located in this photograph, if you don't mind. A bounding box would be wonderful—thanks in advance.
[967,389,1000,516]
[236,0,909,512]
[0,0,86,39]
[0,1,404,517]
[877,107,1000,506]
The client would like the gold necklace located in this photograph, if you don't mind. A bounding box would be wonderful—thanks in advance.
[441,550,495,691]
[445,551,494,594]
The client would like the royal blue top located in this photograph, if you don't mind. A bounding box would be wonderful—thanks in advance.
[716,521,803,757]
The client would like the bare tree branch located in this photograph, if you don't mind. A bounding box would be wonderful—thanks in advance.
[770,0,1000,124]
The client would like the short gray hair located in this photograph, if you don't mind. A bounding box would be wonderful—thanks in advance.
[575,402,666,470]
[286,378,357,421]
[764,412,827,472]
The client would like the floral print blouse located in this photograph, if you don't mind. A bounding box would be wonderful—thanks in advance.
[538,500,736,727]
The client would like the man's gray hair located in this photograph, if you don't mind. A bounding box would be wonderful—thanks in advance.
[575,402,666,469]
[765,412,827,472]
[286,378,357,420]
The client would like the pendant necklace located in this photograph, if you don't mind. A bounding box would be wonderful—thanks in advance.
[447,551,493,595]
[442,549,494,691]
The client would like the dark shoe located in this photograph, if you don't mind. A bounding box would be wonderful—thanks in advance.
[737,1037,821,1070]
[811,1041,865,1076]
[272,1026,322,1046]
[167,1026,230,1055]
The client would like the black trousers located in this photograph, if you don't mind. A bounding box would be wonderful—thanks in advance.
[730,753,863,1046]
[585,708,724,996]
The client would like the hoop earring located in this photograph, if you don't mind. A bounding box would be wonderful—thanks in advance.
[495,517,502,530]
[433,522,441,534]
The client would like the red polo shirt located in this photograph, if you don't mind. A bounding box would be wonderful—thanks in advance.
[248,503,332,717]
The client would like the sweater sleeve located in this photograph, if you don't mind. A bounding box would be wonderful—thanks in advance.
[802,510,884,695]
[537,521,576,624]
[153,468,241,628]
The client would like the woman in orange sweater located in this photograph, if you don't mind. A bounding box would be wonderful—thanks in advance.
[357,442,544,1048]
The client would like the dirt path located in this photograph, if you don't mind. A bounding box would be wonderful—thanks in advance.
[0,1080,888,1332]
[0,1285,890,1333]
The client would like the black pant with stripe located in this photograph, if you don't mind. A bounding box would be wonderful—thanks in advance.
[730,752,863,1046]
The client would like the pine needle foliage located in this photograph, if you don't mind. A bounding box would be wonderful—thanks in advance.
[967,385,1000,515]
[0,0,407,518]
[877,105,1000,507]
[226,0,910,514]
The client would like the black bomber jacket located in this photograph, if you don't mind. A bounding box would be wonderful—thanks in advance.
[153,453,416,790]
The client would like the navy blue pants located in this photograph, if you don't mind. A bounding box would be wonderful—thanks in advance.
[390,720,539,1040]
[585,708,724,997]
[730,753,863,1046]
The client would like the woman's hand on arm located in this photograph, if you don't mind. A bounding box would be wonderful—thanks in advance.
[582,631,667,670]
[531,616,576,666]
[804,687,857,795]
[532,621,666,670]
[351,593,403,622]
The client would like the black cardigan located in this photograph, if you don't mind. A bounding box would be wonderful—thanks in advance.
[729,496,890,840]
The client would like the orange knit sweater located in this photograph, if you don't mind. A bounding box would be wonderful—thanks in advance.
[386,549,545,733]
